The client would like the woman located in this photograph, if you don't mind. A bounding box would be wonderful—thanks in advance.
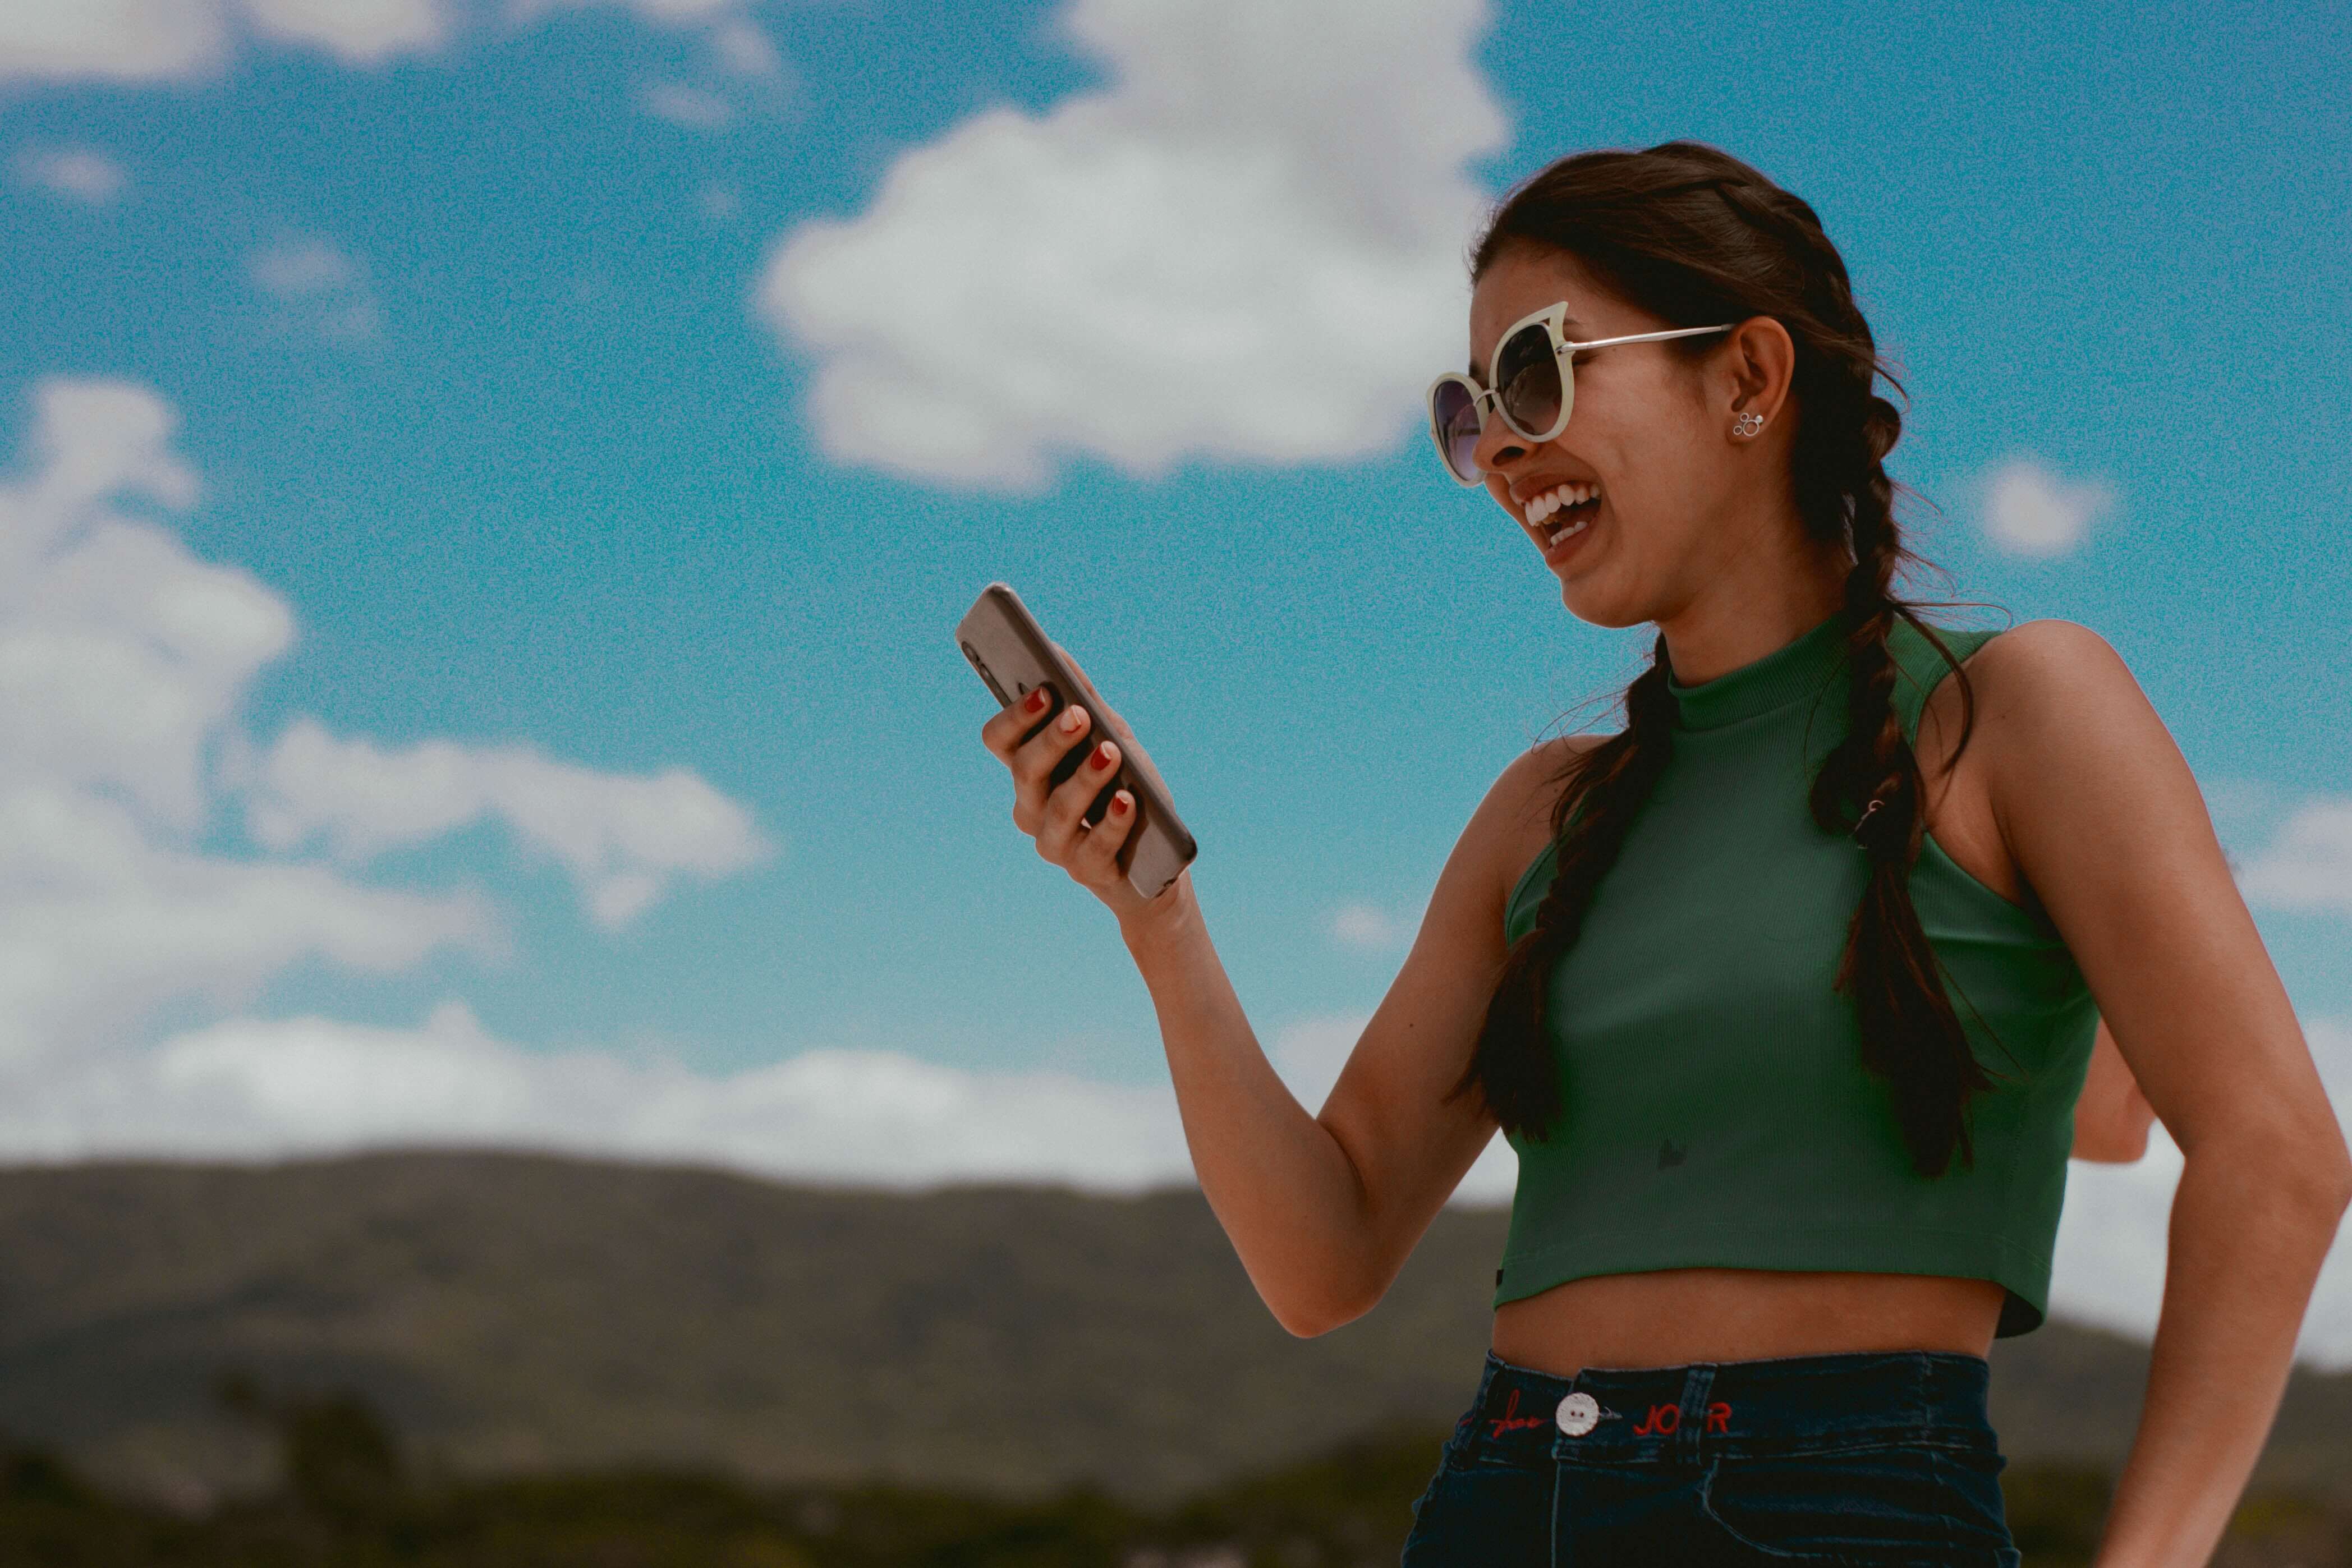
[979,141,2349,1565]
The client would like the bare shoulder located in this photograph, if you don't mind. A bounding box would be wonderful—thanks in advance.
[1944,617,2136,705]
[1476,733,1606,915]
[1919,620,2154,780]
[1917,618,2148,755]
[1912,619,2153,909]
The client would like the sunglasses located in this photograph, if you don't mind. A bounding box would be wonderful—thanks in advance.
[1426,302,1737,486]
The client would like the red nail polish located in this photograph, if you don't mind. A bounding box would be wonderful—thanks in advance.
[1025,688,1046,712]
[1094,742,1114,768]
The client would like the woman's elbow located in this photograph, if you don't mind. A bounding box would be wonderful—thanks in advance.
[2070,1123,2151,1164]
[1275,1275,1385,1339]
[2070,1083,2158,1164]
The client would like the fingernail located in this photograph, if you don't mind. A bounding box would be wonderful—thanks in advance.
[1025,688,1046,713]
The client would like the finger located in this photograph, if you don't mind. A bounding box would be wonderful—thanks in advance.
[1072,785,1140,886]
[1010,701,1093,836]
[981,684,1059,760]
[1038,733,1120,859]
[1012,698,1091,799]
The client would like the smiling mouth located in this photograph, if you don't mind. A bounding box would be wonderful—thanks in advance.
[1524,480,1601,550]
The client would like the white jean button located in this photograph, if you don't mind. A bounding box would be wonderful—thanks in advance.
[1556,1391,1600,1436]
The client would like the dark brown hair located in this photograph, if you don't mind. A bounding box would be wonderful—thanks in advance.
[1446,141,1995,1178]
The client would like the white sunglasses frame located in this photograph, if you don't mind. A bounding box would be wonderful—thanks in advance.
[1426,302,1738,486]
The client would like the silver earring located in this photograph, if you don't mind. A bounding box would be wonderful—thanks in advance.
[1732,411,1765,438]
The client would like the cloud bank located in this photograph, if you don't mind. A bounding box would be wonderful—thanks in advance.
[756,0,1507,490]
[2238,795,2352,915]
[11,956,2344,1365]
[0,1005,1508,1201]
[247,719,769,929]
[0,375,769,1079]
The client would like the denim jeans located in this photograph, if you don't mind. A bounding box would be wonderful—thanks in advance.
[1400,1348,2023,1566]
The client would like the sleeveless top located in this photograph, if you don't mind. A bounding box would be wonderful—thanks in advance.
[1494,610,2099,1336]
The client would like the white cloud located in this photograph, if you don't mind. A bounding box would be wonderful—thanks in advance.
[513,0,738,20]
[2237,795,2352,914]
[2,1001,1200,1190]
[1330,902,1404,952]
[638,79,732,128]
[0,378,498,1064]
[1,1005,1516,1202]
[248,237,358,297]
[0,375,762,1073]
[0,379,252,827]
[709,15,780,77]
[0,0,227,82]
[0,785,498,1069]
[12,144,128,203]
[247,719,776,930]
[756,0,1506,491]
[1978,456,2116,558]
[246,237,383,341]
[239,0,448,63]
[0,0,765,82]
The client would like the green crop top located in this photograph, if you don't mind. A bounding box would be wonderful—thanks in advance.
[1494,610,2099,1337]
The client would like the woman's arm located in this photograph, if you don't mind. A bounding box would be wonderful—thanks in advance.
[2073,1018,2158,1163]
[1115,743,1569,1336]
[991,650,1564,1336]
[1973,621,2351,1568]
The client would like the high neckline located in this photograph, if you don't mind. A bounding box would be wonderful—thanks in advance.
[1666,610,1850,731]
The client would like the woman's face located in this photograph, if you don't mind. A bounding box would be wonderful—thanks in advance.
[1465,244,1756,631]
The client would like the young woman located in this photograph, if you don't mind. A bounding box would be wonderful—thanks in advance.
[979,141,2349,1566]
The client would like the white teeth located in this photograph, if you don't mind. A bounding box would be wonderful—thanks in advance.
[1524,481,1598,527]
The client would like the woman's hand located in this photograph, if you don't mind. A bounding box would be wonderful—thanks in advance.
[979,643,1161,924]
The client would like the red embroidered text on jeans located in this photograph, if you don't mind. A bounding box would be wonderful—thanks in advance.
[1486,1389,1546,1438]
[1633,1401,1733,1435]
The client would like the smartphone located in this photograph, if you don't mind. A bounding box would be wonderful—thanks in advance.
[955,582,1197,903]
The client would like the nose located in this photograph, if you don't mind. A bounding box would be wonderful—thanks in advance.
[1471,401,1530,478]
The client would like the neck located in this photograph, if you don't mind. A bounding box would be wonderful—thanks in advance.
[1655,519,1849,686]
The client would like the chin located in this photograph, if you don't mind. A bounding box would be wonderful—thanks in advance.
[1558,581,1648,633]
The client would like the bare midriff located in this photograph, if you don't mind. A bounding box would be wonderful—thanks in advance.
[1489,1267,2008,1379]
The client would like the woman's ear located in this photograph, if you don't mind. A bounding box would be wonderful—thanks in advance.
[1723,315,1797,429]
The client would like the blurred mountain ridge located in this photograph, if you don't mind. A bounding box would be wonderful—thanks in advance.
[0,1151,2342,1510]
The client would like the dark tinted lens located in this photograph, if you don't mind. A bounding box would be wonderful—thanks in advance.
[1494,322,1563,436]
[1431,380,1482,480]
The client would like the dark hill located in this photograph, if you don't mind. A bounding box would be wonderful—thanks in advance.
[0,1152,2341,1509]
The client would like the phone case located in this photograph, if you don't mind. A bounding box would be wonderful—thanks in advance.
[955,581,1197,902]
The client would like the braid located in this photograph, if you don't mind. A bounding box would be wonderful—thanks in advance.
[1807,514,1994,1177]
[1449,638,1678,1139]
[1453,141,2000,1177]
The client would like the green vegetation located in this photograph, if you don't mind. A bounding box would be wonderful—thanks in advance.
[1,1389,2344,1568]
[4,1153,2348,1511]
[3,1153,2346,1564]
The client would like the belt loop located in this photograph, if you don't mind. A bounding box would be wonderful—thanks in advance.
[1678,1365,1716,1464]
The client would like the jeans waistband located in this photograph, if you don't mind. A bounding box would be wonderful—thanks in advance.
[1451,1348,2000,1466]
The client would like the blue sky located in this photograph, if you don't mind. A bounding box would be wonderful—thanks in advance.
[1,0,2348,1360]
